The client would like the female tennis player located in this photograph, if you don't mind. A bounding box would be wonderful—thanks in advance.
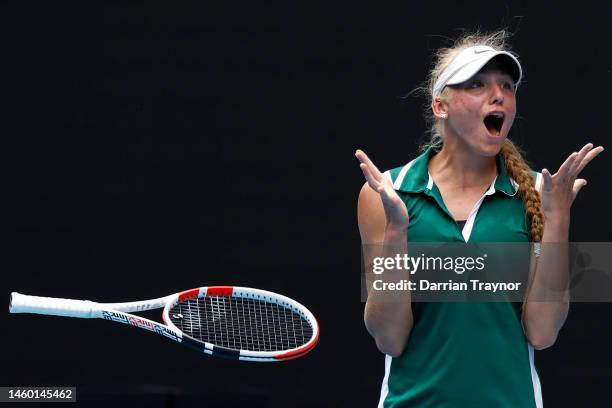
[356,30,603,407]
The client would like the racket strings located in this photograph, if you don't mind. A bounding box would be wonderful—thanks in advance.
[169,296,313,352]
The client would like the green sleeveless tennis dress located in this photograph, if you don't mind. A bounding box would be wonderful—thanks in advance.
[378,147,542,408]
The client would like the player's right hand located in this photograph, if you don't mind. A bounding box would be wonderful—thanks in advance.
[355,149,409,230]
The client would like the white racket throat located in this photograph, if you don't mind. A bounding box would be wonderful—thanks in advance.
[9,286,319,362]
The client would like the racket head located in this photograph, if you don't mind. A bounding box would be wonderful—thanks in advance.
[162,286,319,362]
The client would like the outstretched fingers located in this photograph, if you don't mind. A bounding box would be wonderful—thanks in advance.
[359,163,384,193]
[555,152,578,181]
[356,149,398,202]
[541,143,604,199]
[541,168,553,192]
[566,143,593,177]
[355,150,384,182]
[574,145,604,175]
[573,178,588,197]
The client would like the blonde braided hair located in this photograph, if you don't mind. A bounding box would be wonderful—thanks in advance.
[500,140,544,242]
[421,29,544,242]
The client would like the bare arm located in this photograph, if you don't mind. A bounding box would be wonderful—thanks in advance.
[356,150,413,357]
[523,143,604,349]
[522,220,570,350]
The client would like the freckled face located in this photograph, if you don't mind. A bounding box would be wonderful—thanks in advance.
[442,64,517,156]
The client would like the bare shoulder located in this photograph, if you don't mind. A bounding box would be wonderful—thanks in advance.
[357,182,386,244]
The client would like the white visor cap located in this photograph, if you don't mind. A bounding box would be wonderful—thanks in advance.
[432,45,522,99]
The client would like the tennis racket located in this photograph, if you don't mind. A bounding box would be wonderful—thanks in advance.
[9,286,319,362]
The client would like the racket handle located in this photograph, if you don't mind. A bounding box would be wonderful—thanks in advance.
[9,292,97,318]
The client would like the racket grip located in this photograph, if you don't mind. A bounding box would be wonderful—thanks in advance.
[9,292,96,318]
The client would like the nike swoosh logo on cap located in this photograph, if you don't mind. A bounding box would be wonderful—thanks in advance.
[474,47,491,54]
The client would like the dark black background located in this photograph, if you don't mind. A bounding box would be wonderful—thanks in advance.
[2,1,611,407]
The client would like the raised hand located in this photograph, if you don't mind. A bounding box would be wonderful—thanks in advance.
[540,143,604,217]
[355,149,409,230]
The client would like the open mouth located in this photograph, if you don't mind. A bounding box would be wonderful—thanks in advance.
[483,112,504,136]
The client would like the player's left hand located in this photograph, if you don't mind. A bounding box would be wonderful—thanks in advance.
[540,143,604,217]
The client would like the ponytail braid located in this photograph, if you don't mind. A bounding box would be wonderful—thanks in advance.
[500,139,545,242]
